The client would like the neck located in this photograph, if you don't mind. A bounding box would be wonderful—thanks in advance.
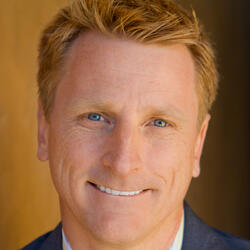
[61,201,183,250]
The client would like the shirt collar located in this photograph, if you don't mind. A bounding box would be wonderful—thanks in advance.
[169,208,185,250]
[62,209,184,250]
[62,229,72,250]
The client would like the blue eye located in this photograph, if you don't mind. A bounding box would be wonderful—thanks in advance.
[153,119,167,127]
[88,113,102,121]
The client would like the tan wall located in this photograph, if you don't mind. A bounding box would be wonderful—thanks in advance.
[0,0,249,249]
[0,1,66,249]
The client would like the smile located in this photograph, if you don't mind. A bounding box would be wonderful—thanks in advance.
[90,182,143,196]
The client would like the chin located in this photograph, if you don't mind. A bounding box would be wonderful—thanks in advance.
[82,211,149,246]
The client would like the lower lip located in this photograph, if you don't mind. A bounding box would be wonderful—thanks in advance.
[87,182,148,198]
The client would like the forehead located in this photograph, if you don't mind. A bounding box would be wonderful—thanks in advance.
[66,31,196,82]
[55,31,198,121]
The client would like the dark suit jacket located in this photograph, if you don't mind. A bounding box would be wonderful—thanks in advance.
[22,203,250,250]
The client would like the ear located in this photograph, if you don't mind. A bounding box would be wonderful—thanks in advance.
[192,114,210,178]
[37,99,49,161]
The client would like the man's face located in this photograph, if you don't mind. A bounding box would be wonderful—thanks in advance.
[38,32,209,246]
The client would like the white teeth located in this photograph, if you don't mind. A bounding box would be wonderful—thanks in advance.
[96,184,143,196]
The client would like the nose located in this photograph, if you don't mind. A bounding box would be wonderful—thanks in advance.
[101,124,143,177]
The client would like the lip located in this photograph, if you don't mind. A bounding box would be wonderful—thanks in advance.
[87,181,149,197]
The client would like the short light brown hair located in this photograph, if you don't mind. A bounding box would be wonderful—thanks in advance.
[38,0,218,125]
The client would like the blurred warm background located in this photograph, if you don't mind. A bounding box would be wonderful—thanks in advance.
[0,0,249,249]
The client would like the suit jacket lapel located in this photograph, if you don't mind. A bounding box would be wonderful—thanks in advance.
[39,223,63,250]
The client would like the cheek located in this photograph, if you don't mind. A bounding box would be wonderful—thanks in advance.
[146,136,195,187]
[47,125,105,197]
[141,137,195,216]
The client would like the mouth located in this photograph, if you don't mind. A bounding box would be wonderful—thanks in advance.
[88,182,145,197]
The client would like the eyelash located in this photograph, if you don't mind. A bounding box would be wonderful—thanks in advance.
[87,113,105,122]
[78,112,110,124]
[83,112,171,128]
[151,119,170,128]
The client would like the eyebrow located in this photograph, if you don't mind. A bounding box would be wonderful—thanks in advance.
[66,100,117,116]
[142,106,187,122]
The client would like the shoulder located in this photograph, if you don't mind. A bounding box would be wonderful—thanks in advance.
[21,223,62,250]
[183,202,250,250]
[212,227,250,250]
[22,231,52,250]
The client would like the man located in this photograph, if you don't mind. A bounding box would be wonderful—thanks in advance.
[23,0,250,249]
